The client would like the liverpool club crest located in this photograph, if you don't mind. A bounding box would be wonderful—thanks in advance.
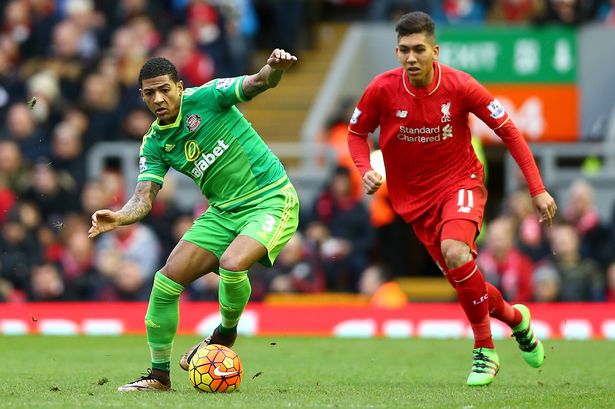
[186,114,202,132]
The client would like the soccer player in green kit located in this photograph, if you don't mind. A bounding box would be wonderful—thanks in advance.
[88,49,300,391]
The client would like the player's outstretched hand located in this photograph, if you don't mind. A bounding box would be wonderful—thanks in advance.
[363,170,384,195]
[267,49,297,71]
[533,191,557,226]
[88,209,120,238]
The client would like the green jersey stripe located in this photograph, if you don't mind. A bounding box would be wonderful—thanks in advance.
[138,173,165,183]
[235,76,248,103]
[217,175,288,211]
[267,185,295,251]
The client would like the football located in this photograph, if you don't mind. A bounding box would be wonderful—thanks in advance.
[188,344,242,393]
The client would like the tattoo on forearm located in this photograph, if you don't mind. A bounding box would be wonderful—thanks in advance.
[117,182,160,225]
[244,66,283,98]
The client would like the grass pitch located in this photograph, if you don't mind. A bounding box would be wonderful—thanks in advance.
[1,336,613,409]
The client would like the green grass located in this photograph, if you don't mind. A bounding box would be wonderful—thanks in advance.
[1,336,613,408]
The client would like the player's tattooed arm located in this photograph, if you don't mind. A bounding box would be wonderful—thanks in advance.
[89,181,161,238]
[243,48,297,99]
[116,181,161,225]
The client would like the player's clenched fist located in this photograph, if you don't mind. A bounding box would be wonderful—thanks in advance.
[363,170,384,195]
[267,48,297,71]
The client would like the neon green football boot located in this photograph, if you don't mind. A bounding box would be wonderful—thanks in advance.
[512,304,545,368]
[466,347,500,386]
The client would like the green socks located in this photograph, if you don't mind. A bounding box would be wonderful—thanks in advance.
[218,267,251,330]
[145,272,184,372]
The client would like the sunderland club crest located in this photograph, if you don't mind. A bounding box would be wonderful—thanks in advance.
[186,114,202,132]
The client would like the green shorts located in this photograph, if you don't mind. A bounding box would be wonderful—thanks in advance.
[182,182,300,267]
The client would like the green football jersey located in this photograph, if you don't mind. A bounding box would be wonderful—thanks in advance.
[138,76,288,211]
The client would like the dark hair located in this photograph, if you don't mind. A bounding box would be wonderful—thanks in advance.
[395,11,435,40]
[138,57,179,85]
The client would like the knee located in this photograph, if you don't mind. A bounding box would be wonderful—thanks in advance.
[441,239,472,269]
[219,252,249,272]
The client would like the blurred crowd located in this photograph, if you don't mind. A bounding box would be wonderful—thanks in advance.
[1,0,615,304]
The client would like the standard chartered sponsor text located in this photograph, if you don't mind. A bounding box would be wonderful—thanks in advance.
[397,125,442,142]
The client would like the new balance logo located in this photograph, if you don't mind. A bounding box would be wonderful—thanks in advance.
[396,110,408,118]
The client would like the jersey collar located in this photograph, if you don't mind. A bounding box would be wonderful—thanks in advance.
[402,62,441,97]
[154,94,184,131]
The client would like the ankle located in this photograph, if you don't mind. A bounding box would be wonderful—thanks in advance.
[151,368,170,384]
[218,324,237,337]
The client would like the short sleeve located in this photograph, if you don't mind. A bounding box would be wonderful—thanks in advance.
[191,76,251,110]
[348,79,381,135]
[137,135,168,186]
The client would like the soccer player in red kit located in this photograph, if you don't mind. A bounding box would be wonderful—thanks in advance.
[348,11,558,386]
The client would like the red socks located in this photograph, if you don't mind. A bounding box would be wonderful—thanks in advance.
[447,260,494,349]
[486,282,522,328]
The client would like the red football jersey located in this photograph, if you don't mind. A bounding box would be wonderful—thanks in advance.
[348,63,544,222]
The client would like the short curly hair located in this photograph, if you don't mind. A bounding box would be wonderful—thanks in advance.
[138,57,179,86]
[395,12,435,41]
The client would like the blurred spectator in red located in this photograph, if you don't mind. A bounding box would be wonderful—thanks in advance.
[58,216,101,299]
[187,1,228,76]
[0,187,16,225]
[358,264,407,308]
[476,216,535,303]
[433,0,487,24]
[503,189,550,262]
[487,0,544,23]
[163,26,214,87]
[540,223,605,301]
[306,166,374,291]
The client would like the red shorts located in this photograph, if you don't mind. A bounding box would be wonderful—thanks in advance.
[411,184,487,272]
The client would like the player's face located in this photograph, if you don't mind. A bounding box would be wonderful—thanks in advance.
[140,75,184,125]
[396,33,439,87]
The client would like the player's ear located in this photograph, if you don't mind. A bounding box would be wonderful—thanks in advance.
[139,88,144,100]
[177,80,184,94]
[433,44,440,61]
